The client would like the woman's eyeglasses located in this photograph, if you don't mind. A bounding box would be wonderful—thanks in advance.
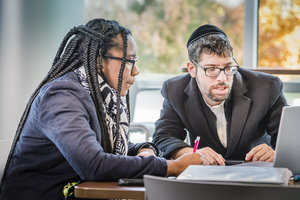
[103,55,138,72]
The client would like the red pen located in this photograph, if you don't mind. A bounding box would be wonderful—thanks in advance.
[193,136,200,153]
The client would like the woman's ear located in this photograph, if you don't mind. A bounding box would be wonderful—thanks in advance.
[187,61,196,78]
[98,56,108,74]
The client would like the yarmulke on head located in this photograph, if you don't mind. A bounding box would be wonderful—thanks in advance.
[187,24,227,47]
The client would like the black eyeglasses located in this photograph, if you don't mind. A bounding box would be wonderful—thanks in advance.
[103,55,138,72]
[192,59,239,77]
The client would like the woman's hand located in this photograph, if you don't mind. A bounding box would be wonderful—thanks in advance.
[167,152,203,176]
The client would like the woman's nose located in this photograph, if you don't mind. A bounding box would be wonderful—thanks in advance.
[131,64,139,76]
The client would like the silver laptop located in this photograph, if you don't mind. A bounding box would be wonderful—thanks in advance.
[273,105,300,174]
[236,106,300,174]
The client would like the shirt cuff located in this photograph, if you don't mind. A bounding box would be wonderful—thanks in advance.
[138,143,158,156]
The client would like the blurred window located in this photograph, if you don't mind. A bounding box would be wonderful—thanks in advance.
[84,0,245,74]
[258,0,300,69]
[258,0,300,106]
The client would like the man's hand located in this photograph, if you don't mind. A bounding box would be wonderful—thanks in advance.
[197,147,225,166]
[171,147,225,165]
[245,143,274,162]
[137,148,156,157]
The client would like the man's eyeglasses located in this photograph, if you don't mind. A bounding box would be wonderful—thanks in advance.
[103,55,138,72]
[192,59,239,77]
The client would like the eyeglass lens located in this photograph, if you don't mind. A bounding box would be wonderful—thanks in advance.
[205,66,238,77]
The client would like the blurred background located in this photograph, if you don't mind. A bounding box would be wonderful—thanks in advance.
[0,0,300,142]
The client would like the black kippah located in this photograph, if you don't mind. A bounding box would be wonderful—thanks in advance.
[186,24,227,47]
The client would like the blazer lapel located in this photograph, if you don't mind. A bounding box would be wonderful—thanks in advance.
[226,72,252,157]
[183,78,223,151]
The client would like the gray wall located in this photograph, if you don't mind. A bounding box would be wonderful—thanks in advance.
[0,0,84,140]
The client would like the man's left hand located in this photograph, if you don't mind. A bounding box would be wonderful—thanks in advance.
[245,143,274,162]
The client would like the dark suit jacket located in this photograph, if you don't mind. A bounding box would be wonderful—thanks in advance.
[153,68,287,160]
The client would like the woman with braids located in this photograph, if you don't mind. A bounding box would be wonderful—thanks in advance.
[0,19,202,199]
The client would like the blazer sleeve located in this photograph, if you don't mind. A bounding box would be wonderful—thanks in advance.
[153,81,191,159]
[35,80,167,181]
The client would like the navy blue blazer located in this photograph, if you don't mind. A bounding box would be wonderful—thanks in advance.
[153,68,287,159]
[1,72,167,200]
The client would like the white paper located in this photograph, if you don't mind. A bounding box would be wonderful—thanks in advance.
[177,165,292,185]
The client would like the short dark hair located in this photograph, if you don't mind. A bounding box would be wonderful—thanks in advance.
[188,33,233,63]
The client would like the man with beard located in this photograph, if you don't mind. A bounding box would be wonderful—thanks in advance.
[153,24,287,165]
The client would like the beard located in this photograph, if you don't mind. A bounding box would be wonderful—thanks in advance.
[198,81,232,103]
[207,83,232,102]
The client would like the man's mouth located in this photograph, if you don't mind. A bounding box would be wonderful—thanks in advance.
[212,85,228,95]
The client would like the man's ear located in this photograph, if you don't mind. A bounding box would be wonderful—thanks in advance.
[187,61,196,78]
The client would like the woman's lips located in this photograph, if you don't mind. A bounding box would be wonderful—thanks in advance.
[126,82,134,87]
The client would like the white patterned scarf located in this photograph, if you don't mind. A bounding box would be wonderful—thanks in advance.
[74,66,129,155]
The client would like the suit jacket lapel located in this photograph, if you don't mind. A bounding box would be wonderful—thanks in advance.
[226,72,252,157]
[183,78,224,152]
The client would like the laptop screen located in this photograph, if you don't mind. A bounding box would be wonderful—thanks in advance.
[273,106,300,174]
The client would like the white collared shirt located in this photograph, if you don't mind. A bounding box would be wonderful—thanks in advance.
[204,101,227,148]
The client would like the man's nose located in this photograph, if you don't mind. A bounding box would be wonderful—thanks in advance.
[216,70,226,81]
